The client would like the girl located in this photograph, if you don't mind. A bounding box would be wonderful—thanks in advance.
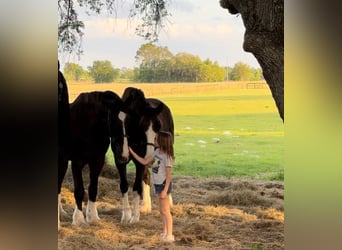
[128,131,175,242]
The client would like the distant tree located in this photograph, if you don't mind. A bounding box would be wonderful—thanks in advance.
[251,68,263,81]
[230,61,254,81]
[119,67,135,81]
[201,59,226,82]
[135,43,173,65]
[173,53,202,82]
[134,44,260,83]
[88,60,119,83]
[63,62,88,81]
[135,43,173,82]
[132,67,141,82]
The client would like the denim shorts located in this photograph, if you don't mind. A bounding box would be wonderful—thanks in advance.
[154,181,173,195]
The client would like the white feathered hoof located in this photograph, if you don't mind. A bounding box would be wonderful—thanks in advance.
[121,209,132,224]
[72,207,86,226]
[140,200,152,213]
[140,182,152,213]
[168,194,173,208]
[58,195,61,230]
[129,214,140,223]
[129,194,141,223]
[86,201,100,224]
[121,192,132,224]
[59,200,68,216]
[58,210,60,231]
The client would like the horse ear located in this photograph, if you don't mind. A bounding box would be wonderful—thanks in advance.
[122,93,133,108]
[154,103,164,115]
[144,102,164,116]
[121,94,136,115]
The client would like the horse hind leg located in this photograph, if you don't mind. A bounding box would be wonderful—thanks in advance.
[71,162,86,226]
[58,156,69,230]
[58,194,62,230]
[58,193,69,228]
[59,195,67,215]
[168,194,173,207]
[140,169,152,213]
[140,181,152,213]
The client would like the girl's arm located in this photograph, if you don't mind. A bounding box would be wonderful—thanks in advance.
[129,147,154,166]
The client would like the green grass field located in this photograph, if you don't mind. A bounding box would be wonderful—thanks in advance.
[103,86,284,181]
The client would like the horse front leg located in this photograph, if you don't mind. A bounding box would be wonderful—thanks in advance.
[130,161,146,223]
[141,167,152,213]
[116,162,131,223]
[86,156,104,224]
[71,161,86,226]
[58,155,68,230]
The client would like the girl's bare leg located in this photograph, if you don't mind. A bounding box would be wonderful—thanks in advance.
[158,197,167,235]
[160,196,173,236]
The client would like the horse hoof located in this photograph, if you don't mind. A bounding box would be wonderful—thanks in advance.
[121,215,131,224]
[140,204,152,213]
[129,215,140,223]
[72,208,86,226]
[86,201,100,224]
[71,220,87,226]
[86,216,100,224]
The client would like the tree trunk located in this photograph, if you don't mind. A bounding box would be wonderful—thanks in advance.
[220,0,284,121]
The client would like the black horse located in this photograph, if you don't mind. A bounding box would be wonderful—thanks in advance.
[60,91,129,226]
[58,61,70,229]
[114,87,174,223]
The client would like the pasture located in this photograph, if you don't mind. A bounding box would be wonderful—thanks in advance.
[59,81,284,249]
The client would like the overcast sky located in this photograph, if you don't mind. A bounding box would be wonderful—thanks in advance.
[59,0,260,70]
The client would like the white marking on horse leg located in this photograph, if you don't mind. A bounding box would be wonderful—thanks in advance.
[58,194,61,230]
[129,192,141,223]
[145,123,156,157]
[72,205,86,226]
[58,194,68,230]
[168,194,173,208]
[121,192,131,224]
[86,201,100,224]
[59,204,67,215]
[59,194,67,215]
[140,182,152,213]
[118,111,129,159]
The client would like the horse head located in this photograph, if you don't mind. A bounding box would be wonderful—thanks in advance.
[121,87,164,158]
[138,102,164,157]
[101,91,131,165]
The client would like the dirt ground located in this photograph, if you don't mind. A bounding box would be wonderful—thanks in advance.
[58,164,284,250]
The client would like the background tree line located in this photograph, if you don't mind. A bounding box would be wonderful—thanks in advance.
[63,43,263,83]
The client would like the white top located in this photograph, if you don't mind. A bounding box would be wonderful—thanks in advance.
[151,148,173,184]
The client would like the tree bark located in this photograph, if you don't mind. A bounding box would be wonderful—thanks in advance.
[220,0,284,121]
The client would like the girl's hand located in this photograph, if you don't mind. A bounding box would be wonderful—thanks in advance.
[160,190,167,199]
[128,147,134,154]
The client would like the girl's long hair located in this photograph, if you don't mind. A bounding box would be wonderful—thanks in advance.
[157,131,175,161]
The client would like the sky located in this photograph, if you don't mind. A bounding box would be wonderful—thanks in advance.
[59,0,260,70]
